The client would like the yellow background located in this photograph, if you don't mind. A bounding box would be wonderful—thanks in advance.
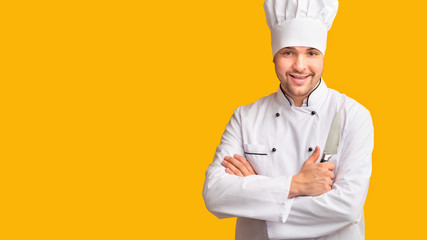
[1,0,425,239]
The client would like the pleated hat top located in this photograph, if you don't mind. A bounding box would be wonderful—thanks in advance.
[264,0,339,56]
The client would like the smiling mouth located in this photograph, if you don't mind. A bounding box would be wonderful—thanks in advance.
[289,74,310,79]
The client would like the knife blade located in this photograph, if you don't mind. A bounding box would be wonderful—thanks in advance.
[320,109,342,163]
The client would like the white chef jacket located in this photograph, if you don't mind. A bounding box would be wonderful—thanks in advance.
[202,79,374,240]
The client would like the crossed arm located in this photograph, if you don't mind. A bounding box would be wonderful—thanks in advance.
[203,106,373,239]
[222,146,336,198]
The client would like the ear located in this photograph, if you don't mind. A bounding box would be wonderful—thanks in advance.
[272,50,280,64]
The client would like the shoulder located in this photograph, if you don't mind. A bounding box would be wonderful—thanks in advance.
[327,88,374,137]
[235,92,277,116]
[327,88,371,120]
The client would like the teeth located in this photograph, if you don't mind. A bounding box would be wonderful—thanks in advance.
[290,74,307,79]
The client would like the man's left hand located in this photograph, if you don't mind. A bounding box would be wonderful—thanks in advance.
[222,154,256,177]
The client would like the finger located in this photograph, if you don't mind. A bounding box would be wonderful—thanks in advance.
[306,146,321,164]
[326,162,336,171]
[329,171,335,180]
[234,154,256,175]
[222,160,244,177]
[319,162,335,171]
[225,168,234,175]
[227,156,251,176]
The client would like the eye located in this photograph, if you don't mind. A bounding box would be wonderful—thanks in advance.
[308,51,318,56]
[282,51,292,56]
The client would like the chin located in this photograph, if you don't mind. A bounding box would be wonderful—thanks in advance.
[289,86,311,96]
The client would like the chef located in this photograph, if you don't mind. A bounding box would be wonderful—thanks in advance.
[202,0,373,239]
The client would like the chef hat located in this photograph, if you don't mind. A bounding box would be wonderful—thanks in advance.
[264,0,339,56]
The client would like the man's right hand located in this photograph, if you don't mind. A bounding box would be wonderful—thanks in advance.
[288,146,335,198]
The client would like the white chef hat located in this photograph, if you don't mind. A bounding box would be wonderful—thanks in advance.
[264,0,339,57]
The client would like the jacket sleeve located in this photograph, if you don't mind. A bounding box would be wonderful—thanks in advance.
[266,106,374,239]
[203,108,294,223]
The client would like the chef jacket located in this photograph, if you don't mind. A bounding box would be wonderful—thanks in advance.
[202,79,374,240]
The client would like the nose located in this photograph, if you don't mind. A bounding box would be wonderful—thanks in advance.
[293,55,307,73]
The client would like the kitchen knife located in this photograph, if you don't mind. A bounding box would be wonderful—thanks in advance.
[320,109,342,163]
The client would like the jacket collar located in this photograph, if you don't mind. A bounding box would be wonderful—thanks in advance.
[275,78,328,110]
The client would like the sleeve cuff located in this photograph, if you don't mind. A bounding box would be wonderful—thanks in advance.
[279,175,294,223]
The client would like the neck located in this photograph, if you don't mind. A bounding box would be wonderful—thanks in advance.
[280,80,321,107]
[293,97,305,107]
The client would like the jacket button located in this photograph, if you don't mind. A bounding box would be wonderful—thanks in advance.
[276,113,280,117]
[272,148,276,152]
[311,111,316,115]
[308,147,313,152]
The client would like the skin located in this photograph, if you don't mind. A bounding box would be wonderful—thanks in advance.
[222,147,335,198]
[274,46,324,107]
[222,46,336,198]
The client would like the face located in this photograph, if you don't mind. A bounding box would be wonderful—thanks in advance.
[274,46,324,105]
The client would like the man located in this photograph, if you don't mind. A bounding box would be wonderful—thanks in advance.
[202,0,373,240]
